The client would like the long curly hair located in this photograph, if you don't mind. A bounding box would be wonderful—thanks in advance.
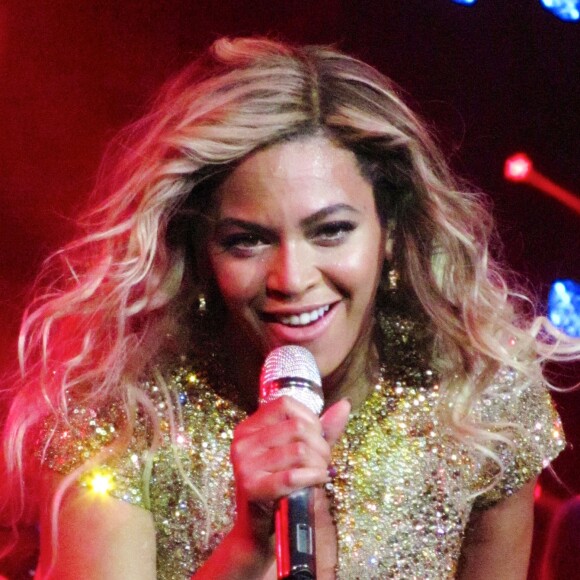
[2,36,578,540]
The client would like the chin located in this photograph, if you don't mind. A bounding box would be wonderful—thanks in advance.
[308,351,343,380]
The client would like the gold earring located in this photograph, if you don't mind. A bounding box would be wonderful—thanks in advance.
[387,268,399,291]
[197,293,207,314]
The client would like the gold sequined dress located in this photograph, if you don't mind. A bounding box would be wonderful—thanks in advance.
[39,318,565,579]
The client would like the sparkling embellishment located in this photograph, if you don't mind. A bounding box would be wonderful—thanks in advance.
[38,316,565,579]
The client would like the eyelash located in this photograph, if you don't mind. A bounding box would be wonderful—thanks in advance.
[218,220,357,256]
[312,220,356,243]
[219,233,267,255]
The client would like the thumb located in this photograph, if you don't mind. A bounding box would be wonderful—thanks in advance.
[320,398,351,447]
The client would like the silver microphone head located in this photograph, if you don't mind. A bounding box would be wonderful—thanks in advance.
[259,345,324,415]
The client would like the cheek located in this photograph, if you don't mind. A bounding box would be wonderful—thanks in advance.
[335,241,384,301]
[210,257,264,306]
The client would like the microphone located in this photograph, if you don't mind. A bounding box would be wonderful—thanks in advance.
[260,345,324,580]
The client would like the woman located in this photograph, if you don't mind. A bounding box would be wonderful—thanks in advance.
[2,37,576,579]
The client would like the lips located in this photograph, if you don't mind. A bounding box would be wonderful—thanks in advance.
[261,304,332,327]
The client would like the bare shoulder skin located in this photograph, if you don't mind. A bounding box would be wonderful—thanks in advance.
[35,470,156,580]
[457,479,536,580]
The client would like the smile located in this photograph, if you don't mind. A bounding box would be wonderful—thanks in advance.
[263,305,331,327]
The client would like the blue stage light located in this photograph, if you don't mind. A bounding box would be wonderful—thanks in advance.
[541,0,580,20]
[548,279,580,337]
[449,0,579,20]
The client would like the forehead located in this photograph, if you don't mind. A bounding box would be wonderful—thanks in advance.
[213,137,376,218]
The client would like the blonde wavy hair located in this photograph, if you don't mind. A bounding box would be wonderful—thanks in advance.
[2,36,578,544]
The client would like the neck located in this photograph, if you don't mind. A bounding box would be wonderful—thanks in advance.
[220,324,264,413]
[321,330,380,412]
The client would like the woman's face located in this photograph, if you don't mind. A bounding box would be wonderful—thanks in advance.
[207,136,386,379]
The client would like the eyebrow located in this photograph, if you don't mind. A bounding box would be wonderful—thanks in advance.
[214,203,361,234]
[213,218,272,238]
[300,203,360,228]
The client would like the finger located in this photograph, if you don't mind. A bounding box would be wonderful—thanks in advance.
[320,398,351,447]
[261,440,329,472]
[250,467,330,501]
[232,424,331,480]
[236,396,321,436]
[240,415,328,453]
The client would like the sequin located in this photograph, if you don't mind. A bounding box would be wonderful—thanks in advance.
[38,317,564,579]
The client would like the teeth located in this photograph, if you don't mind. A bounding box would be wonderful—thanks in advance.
[279,305,330,327]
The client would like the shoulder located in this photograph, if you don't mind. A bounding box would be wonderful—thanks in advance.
[470,366,564,509]
[37,398,129,474]
[36,466,157,579]
[36,354,245,505]
[472,366,563,455]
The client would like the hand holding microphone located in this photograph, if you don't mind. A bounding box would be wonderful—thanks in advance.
[229,346,350,579]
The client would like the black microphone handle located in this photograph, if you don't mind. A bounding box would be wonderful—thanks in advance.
[275,487,316,580]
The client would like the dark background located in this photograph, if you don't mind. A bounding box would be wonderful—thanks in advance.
[0,1,579,577]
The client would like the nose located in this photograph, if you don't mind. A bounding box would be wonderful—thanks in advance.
[266,241,318,298]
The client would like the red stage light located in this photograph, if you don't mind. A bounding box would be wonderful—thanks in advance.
[503,152,580,215]
[504,153,533,181]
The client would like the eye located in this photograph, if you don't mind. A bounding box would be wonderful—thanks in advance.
[218,232,269,257]
[312,221,357,245]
